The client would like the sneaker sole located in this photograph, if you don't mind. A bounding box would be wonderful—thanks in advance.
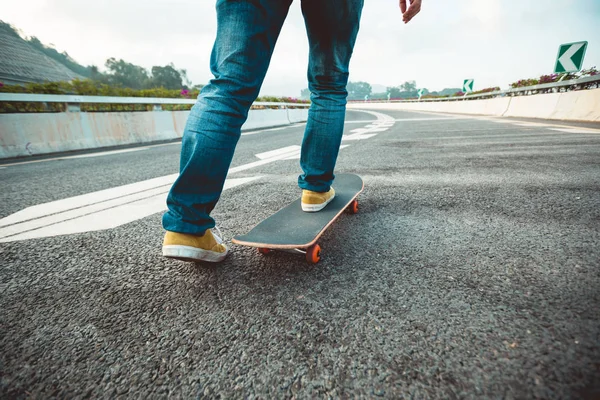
[301,193,335,212]
[162,245,228,263]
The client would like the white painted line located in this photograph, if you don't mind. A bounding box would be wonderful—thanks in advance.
[0,176,261,242]
[0,173,179,228]
[548,128,600,134]
[350,128,389,134]
[241,123,306,136]
[230,147,302,173]
[344,120,377,124]
[256,145,301,160]
[394,117,458,122]
[513,122,551,128]
[343,110,396,142]
[143,142,181,149]
[0,185,172,237]
[61,148,149,159]
[482,118,600,133]
[0,148,150,167]
[343,134,378,141]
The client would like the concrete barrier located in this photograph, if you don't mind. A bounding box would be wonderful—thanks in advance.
[0,108,308,159]
[243,109,290,130]
[287,108,310,123]
[348,88,600,122]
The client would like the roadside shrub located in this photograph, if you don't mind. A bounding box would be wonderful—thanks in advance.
[510,67,597,88]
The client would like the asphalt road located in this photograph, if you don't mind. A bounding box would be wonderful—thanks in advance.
[1,110,599,399]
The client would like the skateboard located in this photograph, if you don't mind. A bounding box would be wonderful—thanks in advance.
[232,173,363,264]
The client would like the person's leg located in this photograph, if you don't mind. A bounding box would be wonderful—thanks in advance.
[162,0,292,235]
[298,0,364,193]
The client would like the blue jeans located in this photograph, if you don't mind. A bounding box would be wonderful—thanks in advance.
[163,0,364,235]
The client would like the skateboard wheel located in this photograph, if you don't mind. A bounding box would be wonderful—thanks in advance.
[258,248,271,255]
[347,199,359,214]
[306,244,321,264]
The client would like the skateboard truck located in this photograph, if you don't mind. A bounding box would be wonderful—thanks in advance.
[255,199,359,264]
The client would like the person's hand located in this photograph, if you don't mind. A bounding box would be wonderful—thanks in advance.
[400,0,422,24]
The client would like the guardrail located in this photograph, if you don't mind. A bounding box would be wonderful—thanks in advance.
[0,93,311,111]
[359,75,600,104]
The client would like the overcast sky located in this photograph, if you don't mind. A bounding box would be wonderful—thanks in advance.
[4,0,600,96]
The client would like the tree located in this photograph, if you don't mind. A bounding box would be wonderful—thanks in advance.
[387,81,421,99]
[347,81,372,101]
[104,58,150,89]
[150,64,184,89]
[400,80,417,92]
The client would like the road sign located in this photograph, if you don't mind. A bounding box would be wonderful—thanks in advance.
[554,41,588,73]
[463,79,474,93]
[417,88,424,99]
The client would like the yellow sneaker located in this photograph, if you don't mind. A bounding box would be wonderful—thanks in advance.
[162,229,228,263]
[301,187,335,212]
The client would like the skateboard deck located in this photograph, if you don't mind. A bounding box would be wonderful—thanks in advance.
[232,173,363,263]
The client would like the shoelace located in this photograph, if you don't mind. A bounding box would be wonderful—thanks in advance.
[212,226,224,244]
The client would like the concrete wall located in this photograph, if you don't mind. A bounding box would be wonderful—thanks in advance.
[0,108,308,159]
[348,88,600,122]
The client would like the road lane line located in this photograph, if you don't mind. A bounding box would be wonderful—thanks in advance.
[0,148,150,167]
[0,177,261,242]
[548,128,600,134]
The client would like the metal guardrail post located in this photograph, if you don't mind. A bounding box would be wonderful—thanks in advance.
[66,103,81,112]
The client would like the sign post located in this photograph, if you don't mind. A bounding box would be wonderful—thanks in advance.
[417,88,424,100]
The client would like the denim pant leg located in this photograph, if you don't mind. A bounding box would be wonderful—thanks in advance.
[298,0,364,193]
[162,0,292,235]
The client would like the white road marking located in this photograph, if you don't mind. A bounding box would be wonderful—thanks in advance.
[344,120,377,124]
[229,146,302,173]
[241,124,305,136]
[512,122,551,128]
[548,128,600,134]
[0,174,178,228]
[255,146,300,160]
[343,110,395,141]
[0,147,151,167]
[60,148,149,159]
[479,117,600,133]
[280,144,350,160]
[394,117,459,122]
[0,176,261,242]
[343,134,378,141]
